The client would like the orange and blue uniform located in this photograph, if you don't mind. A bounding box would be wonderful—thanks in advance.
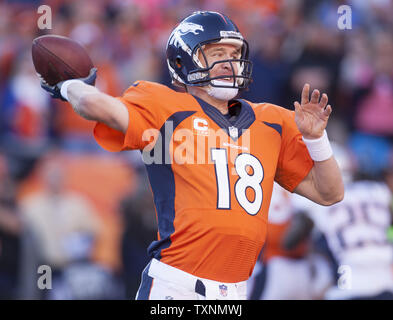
[94,81,313,284]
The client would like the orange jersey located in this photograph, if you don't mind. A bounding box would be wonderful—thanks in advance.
[94,81,313,282]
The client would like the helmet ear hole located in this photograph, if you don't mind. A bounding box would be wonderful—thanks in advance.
[175,57,182,68]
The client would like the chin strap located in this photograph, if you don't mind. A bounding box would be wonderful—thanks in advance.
[207,80,239,101]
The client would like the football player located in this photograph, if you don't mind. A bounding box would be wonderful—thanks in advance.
[290,144,393,300]
[40,11,344,300]
[247,182,321,300]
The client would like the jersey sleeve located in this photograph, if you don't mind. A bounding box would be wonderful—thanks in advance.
[274,109,314,192]
[93,81,166,152]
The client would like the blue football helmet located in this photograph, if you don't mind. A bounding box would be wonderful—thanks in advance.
[166,11,253,89]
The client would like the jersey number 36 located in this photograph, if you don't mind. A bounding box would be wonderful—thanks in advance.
[211,148,264,215]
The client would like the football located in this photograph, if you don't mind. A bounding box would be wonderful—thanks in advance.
[32,35,94,86]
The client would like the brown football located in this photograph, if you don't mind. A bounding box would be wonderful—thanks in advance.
[32,35,94,86]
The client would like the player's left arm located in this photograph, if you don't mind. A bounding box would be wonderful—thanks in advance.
[292,84,344,206]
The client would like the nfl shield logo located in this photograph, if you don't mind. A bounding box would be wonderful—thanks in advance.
[219,284,228,297]
[228,126,238,139]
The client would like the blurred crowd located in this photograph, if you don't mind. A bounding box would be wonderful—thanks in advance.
[0,0,392,299]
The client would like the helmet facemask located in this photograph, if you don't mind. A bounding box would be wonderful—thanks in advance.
[187,38,253,91]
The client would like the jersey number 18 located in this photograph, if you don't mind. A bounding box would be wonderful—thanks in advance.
[211,148,264,215]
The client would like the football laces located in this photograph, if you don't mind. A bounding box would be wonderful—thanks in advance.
[37,72,50,85]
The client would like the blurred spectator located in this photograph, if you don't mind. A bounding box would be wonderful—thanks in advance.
[0,2,50,182]
[0,155,23,299]
[349,132,392,179]
[242,17,291,107]
[16,149,135,299]
[352,31,393,136]
[20,160,104,298]
[120,172,157,299]
[286,20,343,112]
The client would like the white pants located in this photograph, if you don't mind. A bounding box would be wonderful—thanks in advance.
[136,259,247,300]
[324,264,393,300]
[247,256,332,300]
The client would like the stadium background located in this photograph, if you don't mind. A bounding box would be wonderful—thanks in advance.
[0,0,392,299]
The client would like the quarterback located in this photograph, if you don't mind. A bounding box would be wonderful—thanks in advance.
[41,11,344,300]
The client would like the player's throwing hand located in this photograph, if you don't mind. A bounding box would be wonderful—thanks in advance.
[294,83,332,140]
[40,67,97,101]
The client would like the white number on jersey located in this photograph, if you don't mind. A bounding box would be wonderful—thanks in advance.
[211,149,264,215]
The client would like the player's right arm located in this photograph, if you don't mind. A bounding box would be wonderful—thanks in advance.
[66,81,129,134]
[42,74,176,152]
[40,68,129,134]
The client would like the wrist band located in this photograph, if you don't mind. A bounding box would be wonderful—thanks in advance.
[302,130,333,161]
[60,79,84,101]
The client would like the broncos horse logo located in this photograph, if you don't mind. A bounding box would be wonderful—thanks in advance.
[168,22,204,51]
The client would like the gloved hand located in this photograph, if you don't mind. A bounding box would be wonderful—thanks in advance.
[40,67,97,101]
